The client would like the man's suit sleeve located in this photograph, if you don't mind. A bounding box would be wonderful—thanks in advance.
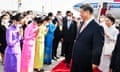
[74,21,77,40]
[110,34,120,69]
[92,26,105,65]
[61,17,66,38]
[0,28,2,43]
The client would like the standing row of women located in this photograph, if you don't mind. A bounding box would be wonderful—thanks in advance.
[3,13,56,72]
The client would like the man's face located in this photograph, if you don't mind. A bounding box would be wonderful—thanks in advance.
[57,13,62,16]
[67,13,72,17]
[80,9,89,20]
[67,13,72,21]
[57,13,62,19]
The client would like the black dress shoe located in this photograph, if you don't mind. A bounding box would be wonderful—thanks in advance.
[52,56,55,59]
[61,54,65,57]
[52,57,57,61]
[39,69,44,72]
[34,68,44,72]
[47,62,52,65]
[55,56,60,59]
[34,69,38,71]
[44,62,52,65]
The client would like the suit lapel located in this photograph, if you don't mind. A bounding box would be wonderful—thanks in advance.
[75,22,84,40]
[80,20,94,34]
[65,21,68,31]
[78,22,84,33]
[76,20,94,39]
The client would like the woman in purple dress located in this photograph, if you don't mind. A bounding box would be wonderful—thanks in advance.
[4,13,23,72]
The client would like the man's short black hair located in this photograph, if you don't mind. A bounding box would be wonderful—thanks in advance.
[80,4,94,14]
[48,12,53,17]
[57,11,61,14]
[66,10,71,15]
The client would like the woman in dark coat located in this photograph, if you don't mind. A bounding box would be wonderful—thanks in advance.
[0,14,9,64]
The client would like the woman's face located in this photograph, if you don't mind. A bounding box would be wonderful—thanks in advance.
[37,23,41,26]
[44,21,48,25]
[2,15,9,24]
[20,18,25,25]
[6,14,10,19]
[105,17,113,27]
[33,21,37,26]
[13,20,20,26]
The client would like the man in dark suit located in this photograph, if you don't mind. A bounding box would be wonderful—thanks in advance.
[62,11,77,67]
[110,26,120,72]
[71,4,104,72]
[52,11,63,60]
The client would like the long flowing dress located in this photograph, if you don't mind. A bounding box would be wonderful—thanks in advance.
[99,25,119,72]
[34,24,47,69]
[44,23,56,64]
[4,25,22,72]
[21,23,38,72]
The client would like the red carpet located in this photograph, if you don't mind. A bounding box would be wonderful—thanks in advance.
[51,60,70,72]
[51,60,102,72]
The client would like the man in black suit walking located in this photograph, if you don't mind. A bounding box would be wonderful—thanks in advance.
[110,25,120,72]
[71,4,104,72]
[62,11,77,67]
[52,11,63,60]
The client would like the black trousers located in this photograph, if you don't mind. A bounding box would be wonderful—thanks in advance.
[61,42,65,56]
[63,40,74,64]
[112,67,120,72]
[52,38,61,58]
[71,61,92,72]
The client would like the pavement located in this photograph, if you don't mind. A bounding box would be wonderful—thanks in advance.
[0,42,63,72]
